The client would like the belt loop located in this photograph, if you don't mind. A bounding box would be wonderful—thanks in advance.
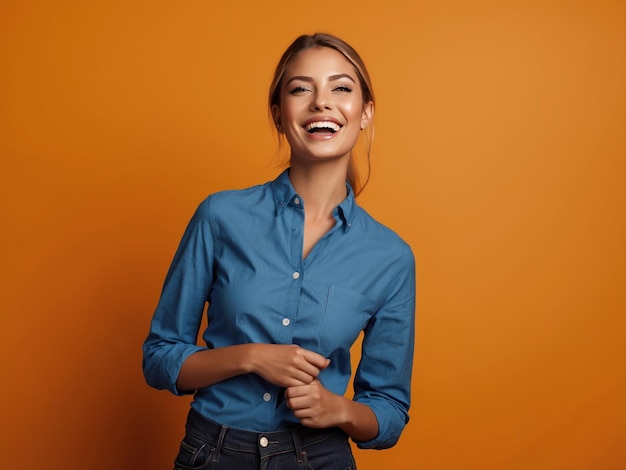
[212,425,228,462]
[290,428,304,463]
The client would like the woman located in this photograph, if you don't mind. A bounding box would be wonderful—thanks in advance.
[143,33,415,469]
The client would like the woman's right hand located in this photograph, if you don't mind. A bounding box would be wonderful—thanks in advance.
[248,344,330,388]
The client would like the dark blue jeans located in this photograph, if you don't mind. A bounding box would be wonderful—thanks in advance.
[173,408,357,470]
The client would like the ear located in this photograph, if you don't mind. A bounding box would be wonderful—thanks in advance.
[360,101,374,130]
[271,104,282,133]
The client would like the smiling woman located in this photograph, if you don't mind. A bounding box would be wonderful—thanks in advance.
[142,32,415,470]
[271,47,373,173]
[268,33,376,198]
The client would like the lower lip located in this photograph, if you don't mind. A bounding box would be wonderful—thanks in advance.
[305,128,341,140]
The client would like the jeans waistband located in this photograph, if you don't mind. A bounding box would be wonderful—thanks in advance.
[185,408,344,457]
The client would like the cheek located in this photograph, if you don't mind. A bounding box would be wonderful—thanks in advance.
[279,101,304,126]
[343,99,365,122]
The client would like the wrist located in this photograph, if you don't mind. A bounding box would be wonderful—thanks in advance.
[337,400,379,442]
[237,343,257,375]
[335,395,355,427]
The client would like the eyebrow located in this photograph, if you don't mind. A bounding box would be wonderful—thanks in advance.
[285,73,356,85]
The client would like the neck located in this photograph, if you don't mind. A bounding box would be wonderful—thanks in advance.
[288,160,349,219]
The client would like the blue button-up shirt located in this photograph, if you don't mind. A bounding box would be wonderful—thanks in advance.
[143,169,415,449]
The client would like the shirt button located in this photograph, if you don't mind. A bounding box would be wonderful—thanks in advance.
[294,197,301,205]
[282,318,290,326]
[292,271,300,279]
[263,392,271,402]
[259,436,269,448]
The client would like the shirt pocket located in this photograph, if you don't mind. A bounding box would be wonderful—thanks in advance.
[320,284,378,353]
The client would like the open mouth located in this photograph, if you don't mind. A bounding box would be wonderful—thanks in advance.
[304,121,342,134]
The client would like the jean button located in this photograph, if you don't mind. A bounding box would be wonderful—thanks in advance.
[259,436,269,448]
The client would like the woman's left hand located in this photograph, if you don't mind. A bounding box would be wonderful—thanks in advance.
[284,379,345,429]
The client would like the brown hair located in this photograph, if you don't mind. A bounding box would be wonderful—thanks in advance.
[268,33,375,196]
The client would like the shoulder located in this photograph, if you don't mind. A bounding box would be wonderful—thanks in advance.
[193,181,272,219]
[353,206,414,259]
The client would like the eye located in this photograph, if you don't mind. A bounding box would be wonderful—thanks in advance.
[333,85,353,93]
[289,85,311,95]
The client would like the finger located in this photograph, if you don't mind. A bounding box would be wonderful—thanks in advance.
[289,363,323,384]
[284,384,309,399]
[301,350,331,371]
[288,364,320,384]
[285,394,312,412]
[291,405,314,419]
[283,377,310,387]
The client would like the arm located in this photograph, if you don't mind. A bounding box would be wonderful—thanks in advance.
[351,250,416,448]
[176,343,330,392]
[143,199,330,394]
[142,200,215,395]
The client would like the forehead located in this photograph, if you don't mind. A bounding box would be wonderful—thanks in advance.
[284,46,357,79]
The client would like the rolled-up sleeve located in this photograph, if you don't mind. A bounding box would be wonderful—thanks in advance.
[352,247,416,449]
[142,198,214,395]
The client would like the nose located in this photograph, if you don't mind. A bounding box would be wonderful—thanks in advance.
[310,90,332,111]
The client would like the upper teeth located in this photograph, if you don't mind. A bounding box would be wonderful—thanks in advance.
[305,121,341,132]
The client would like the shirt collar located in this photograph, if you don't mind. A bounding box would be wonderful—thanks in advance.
[271,168,357,232]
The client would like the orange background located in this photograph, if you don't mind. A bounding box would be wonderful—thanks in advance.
[1,1,625,469]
